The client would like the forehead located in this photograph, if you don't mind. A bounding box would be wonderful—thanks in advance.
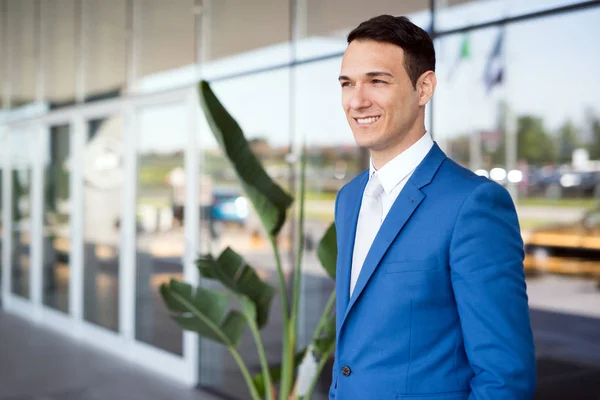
[340,40,406,77]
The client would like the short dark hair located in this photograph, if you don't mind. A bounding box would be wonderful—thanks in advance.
[347,15,435,88]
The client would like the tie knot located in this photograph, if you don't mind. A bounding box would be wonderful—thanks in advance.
[365,174,384,197]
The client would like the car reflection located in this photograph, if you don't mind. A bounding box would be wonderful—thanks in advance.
[524,209,600,287]
[201,186,250,238]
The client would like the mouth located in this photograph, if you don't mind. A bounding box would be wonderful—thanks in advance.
[353,116,381,125]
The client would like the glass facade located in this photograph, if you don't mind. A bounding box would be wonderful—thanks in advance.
[435,0,589,31]
[82,116,123,332]
[1,0,600,397]
[10,128,35,299]
[42,124,71,312]
[0,134,4,301]
[44,0,76,106]
[138,0,195,79]
[84,0,127,101]
[135,104,187,355]
[5,0,36,108]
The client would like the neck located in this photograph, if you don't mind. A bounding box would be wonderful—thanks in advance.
[371,123,426,171]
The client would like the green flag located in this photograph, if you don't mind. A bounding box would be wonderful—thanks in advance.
[448,32,471,80]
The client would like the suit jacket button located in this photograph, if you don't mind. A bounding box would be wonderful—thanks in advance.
[341,366,351,376]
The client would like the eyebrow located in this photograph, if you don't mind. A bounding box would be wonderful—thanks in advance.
[338,71,394,81]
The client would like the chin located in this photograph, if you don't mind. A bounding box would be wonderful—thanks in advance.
[353,134,383,150]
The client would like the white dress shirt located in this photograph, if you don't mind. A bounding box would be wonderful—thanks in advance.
[350,133,434,295]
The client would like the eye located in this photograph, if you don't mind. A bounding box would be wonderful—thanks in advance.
[340,81,353,87]
[372,79,387,84]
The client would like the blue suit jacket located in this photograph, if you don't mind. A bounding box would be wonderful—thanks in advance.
[329,143,536,400]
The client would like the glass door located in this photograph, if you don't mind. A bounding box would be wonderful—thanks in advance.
[10,127,37,302]
[42,124,72,314]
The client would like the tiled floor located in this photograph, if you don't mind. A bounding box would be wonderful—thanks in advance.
[2,305,600,399]
[0,312,220,400]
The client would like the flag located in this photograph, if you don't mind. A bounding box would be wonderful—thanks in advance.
[447,32,471,80]
[484,29,504,93]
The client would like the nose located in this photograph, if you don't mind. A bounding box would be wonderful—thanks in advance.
[349,84,371,110]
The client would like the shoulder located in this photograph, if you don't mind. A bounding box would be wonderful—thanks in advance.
[337,169,369,202]
[437,157,513,206]
[334,169,368,222]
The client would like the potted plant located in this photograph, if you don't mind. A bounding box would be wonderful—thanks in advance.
[160,80,337,400]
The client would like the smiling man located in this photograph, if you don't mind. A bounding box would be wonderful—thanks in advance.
[330,15,536,400]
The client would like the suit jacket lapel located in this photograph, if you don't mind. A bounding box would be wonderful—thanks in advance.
[341,181,424,326]
[337,171,369,317]
[339,143,447,332]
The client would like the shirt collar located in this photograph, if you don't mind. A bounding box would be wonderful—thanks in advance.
[369,132,434,194]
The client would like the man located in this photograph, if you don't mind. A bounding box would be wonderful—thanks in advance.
[330,15,536,399]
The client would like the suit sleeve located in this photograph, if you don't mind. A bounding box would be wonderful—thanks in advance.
[449,181,536,399]
[329,186,344,400]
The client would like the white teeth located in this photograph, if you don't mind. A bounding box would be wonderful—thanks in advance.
[356,116,380,124]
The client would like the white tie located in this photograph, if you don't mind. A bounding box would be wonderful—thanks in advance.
[350,174,384,296]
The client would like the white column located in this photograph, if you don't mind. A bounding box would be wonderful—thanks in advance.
[183,88,200,384]
[1,128,12,305]
[69,116,85,323]
[120,105,137,348]
[30,124,47,319]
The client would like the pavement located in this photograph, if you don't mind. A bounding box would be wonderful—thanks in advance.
[2,292,600,400]
[0,311,222,400]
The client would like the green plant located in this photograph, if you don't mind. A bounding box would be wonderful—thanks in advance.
[160,80,337,400]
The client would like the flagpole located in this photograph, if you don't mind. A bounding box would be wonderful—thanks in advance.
[502,24,518,203]
[428,0,436,143]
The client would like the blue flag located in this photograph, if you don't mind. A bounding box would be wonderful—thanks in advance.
[484,29,504,93]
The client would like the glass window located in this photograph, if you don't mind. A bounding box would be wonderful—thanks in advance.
[0,3,4,107]
[302,0,431,60]
[434,5,600,341]
[138,0,194,79]
[432,25,502,171]
[6,0,37,108]
[434,0,589,32]
[202,0,291,78]
[44,0,77,107]
[83,116,124,332]
[10,128,35,299]
[84,0,127,101]
[42,124,71,313]
[0,135,4,298]
[135,104,187,355]
[197,69,290,397]
[294,56,364,398]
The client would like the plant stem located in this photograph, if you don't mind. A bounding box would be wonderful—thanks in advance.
[229,346,263,400]
[314,291,335,336]
[300,344,335,400]
[269,234,293,400]
[279,320,294,400]
[291,148,307,347]
[270,234,289,321]
[287,148,308,399]
[247,318,274,400]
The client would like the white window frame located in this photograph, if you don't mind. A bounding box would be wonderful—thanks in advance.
[1,86,201,386]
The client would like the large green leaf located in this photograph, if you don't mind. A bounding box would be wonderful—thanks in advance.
[317,222,337,280]
[252,347,308,398]
[198,80,294,236]
[196,247,275,330]
[160,280,246,347]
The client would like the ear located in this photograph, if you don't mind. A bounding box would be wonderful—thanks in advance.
[417,71,436,106]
